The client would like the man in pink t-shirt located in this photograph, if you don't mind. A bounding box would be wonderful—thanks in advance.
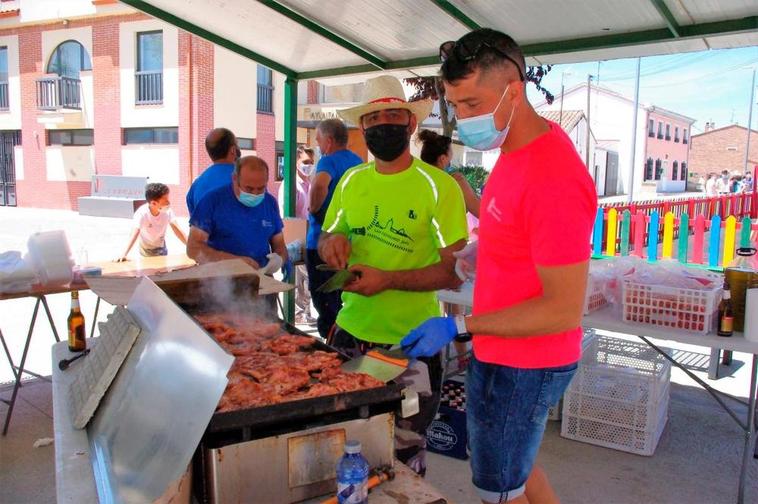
[402,29,596,504]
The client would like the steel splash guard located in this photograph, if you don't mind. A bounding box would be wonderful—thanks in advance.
[88,277,233,503]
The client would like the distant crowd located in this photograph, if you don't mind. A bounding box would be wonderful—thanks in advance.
[702,169,753,196]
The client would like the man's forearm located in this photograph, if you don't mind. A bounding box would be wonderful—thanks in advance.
[187,241,244,264]
[465,295,584,339]
[386,262,461,292]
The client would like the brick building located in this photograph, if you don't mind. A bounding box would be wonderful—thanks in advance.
[0,0,285,215]
[689,123,758,178]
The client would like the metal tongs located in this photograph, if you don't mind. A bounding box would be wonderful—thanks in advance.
[315,264,358,293]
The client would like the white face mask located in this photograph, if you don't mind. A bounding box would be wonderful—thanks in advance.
[298,162,315,177]
[456,84,516,151]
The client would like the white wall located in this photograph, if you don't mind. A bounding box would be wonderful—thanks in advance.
[538,88,646,197]
[14,145,23,180]
[45,146,94,182]
[119,20,179,128]
[213,46,257,139]
[19,0,95,22]
[121,146,180,185]
[40,27,95,127]
[0,34,21,130]
[274,72,286,142]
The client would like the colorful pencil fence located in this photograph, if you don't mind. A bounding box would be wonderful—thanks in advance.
[592,208,757,270]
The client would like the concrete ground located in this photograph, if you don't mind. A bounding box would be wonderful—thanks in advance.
[1,206,757,503]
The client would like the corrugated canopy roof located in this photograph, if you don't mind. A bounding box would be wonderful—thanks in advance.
[121,0,757,81]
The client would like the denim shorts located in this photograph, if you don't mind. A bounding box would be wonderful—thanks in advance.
[466,356,577,503]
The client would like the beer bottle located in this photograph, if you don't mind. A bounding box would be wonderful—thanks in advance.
[68,291,86,352]
[717,281,734,338]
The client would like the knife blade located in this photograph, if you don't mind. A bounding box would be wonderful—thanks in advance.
[316,269,356,293]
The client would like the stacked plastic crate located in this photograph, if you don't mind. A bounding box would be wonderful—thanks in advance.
[561,335,671,456]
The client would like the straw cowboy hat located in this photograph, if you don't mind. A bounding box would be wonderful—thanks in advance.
[338,75,433,127]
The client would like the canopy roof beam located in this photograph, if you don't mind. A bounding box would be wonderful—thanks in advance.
[259,0,388,70]
[429,0,481,31]
[650,0,682,37]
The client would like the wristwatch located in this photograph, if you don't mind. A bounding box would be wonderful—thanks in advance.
[453,315,472,342]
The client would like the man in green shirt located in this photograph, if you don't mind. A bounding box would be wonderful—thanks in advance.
[319,75,468,475]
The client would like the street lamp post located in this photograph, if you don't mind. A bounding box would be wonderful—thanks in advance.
[558,71,572,126]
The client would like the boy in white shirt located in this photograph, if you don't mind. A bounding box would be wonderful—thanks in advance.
[117,183,187,260]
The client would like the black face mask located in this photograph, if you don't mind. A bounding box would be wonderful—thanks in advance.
[364,123,410,162]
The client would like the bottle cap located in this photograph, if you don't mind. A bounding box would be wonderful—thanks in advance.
[344,440,361,454]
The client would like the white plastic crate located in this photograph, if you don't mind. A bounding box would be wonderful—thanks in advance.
[561,336,670,456]
[621,274,722,334]
[583,273,608,315]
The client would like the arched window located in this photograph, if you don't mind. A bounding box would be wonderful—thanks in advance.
[672,161,679,180]
[655,159,663,180]
[644,158,653,181]
[47,40,91,78]
[680,162,687,181]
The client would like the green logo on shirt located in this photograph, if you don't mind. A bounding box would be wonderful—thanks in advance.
[367,206,414,253]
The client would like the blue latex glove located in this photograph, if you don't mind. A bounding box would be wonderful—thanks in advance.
[401,317,457,358]
[283,259,294,280]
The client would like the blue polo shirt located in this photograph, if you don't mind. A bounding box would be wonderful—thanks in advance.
[307,149,363,249]
[190,184,283,267]
[186,162,235,215]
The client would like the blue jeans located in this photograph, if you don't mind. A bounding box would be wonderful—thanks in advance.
[466,356,577,503]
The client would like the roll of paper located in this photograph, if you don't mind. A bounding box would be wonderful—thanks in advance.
[745,288,758,343]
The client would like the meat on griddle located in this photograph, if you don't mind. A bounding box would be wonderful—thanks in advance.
[194,314,384,413]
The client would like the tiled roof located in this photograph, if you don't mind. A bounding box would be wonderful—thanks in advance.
[537,109,585,133]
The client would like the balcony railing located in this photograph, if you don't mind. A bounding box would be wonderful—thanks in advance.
[257,83,273,113]
[36,76,81,111]
[135,70,163,105]
[0,82,8,111]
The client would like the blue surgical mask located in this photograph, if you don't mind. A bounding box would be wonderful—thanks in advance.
[238,189,265,207]
[456,84,515,151]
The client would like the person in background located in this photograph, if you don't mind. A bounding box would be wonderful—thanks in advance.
[743,171,754,193]
[418,129,481,219]
[278,145,316,219]
[278,145,317,325]
[186,128,240,216]
[705,172,718,197]
[187,156,290,276]
[417,128,479,371]
[716,169,730,194]
[319,75,468,475]
[306,119,363,338]
[403,29,596,504]
[730,175,743,193]
[116,183,187,261]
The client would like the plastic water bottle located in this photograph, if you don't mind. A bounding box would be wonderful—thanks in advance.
[336,440,369,504]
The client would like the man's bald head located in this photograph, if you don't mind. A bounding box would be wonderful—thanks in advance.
[233,156,269,196]
[205,128,237,162]
[234,155,268,178]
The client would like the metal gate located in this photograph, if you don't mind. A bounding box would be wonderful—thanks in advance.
[0,130,21,206]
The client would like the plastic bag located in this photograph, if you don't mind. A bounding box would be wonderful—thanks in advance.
[593,256,718,309]
[0,250,38,293]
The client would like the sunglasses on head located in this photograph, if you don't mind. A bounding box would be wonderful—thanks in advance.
[439,39,525,82]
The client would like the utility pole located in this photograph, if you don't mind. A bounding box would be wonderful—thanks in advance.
[628,57,641,203]
[558,71,572,126]
[743,67,755,175]
[585,74,593,168]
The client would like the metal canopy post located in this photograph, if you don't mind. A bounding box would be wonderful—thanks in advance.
[282,76,298,323]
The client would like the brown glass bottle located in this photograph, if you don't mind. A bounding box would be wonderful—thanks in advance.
[68,291,86,352]
[717,282,734,338]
